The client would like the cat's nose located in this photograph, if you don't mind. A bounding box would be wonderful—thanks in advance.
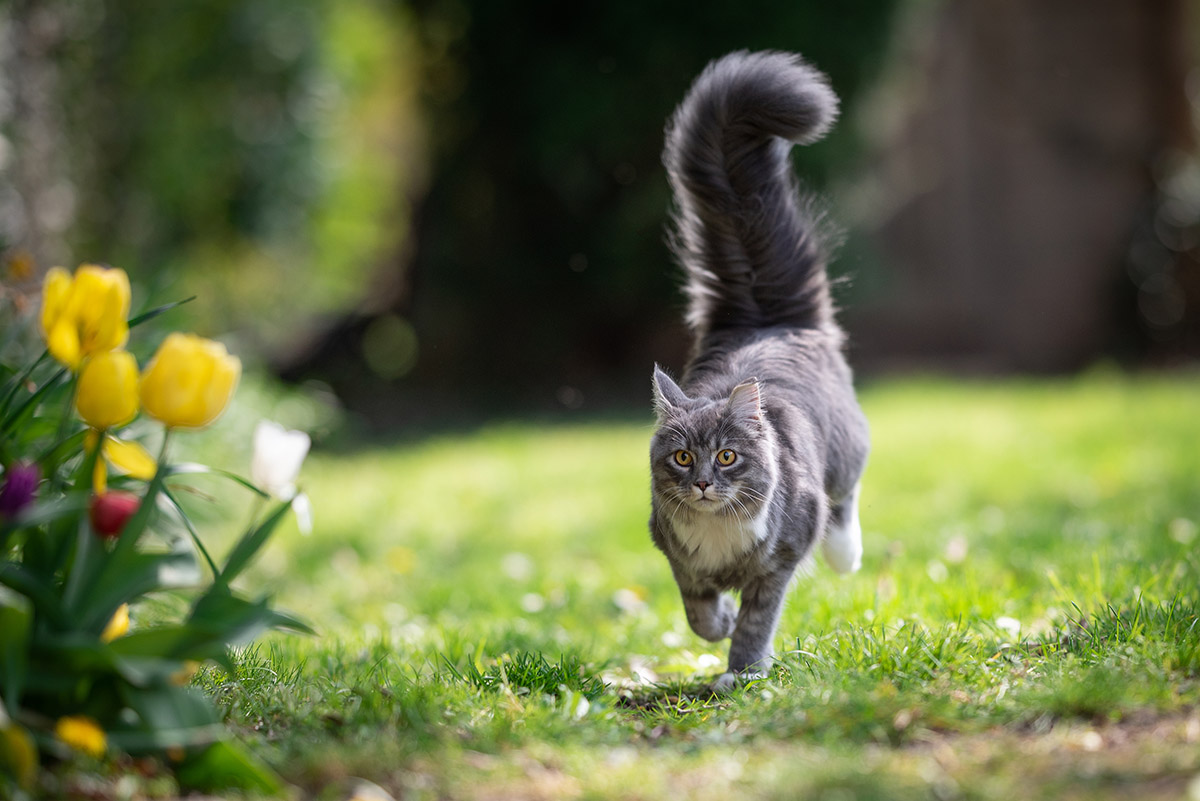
[695,481,710,492]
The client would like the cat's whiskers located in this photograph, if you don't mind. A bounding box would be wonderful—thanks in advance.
[727,495,758,527]
[662,488,691,528]
[740,486,792,524]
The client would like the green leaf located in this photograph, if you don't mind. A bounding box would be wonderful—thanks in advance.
[188,586,283,647]
[103,684,228,753]
[0,347,47,423]
[0,494,88,559]
[79,544,200,632]
[4,493,88,531]
[0,563,69,629]
[34,429,88,478]
[30,631,114,673]
[0,367,68,435]
[120,684,218,732]
[75,445,172,627]
[176,739,286,796]
[0,590,31,712]
[159,488,218,577]
[165,462,268,497]
[219,498,292,585]
[108,625,235,669]
[265,608,316,636]
[127,296,196,328]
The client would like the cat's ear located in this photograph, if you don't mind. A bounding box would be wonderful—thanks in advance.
[725,379,763,424]
[652,365,689,418]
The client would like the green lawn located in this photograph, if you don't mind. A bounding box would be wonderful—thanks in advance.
[197,372,1198,800]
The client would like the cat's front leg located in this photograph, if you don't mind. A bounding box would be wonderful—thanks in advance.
[681,590,737,642]
[725,573,790,676]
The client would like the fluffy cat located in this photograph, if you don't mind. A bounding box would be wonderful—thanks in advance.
[648,51,870,689]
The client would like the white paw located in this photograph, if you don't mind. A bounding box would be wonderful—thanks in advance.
[822,528,862,574]
[823,482,863,574]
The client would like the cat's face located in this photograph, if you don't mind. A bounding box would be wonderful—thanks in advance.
[650,367,776,520]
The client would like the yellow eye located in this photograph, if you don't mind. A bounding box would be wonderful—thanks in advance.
[717,449,737,466]
[674,450,693,466]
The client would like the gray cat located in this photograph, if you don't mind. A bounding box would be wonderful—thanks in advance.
[648,50,870,690]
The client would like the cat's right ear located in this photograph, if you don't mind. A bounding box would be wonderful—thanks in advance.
[652,365,689,419]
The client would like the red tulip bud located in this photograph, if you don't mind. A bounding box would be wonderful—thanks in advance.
[89,491,140,539]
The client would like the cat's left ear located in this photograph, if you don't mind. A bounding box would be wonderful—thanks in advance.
[725,379,763,425]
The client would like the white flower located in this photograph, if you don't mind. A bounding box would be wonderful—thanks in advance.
[251,420,312,534]
[251,421,310,499]
[291,490,313,535]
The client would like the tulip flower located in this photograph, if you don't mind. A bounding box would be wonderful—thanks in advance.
[251,421,310,500]
[54,716,106,758]
[169,660,200,686]
[100,604,130,643]
[139,333,240,429]
[0,717,36,789]
[101,435,157,480]
[0,462,40,518]
[89,491,141,539]
[85,431,157,494]
[251,420,313,533]
[39,265,130,370]
[75,350,140,429]
[85,431,158,494]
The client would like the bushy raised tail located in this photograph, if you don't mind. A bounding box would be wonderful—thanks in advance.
[664,50,839,338]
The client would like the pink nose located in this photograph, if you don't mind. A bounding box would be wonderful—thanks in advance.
[695,481,710,491]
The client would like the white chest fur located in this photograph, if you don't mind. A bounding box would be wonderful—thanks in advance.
[672,509,770,573]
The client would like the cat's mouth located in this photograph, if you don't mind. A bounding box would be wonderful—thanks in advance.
[688,491,725,511]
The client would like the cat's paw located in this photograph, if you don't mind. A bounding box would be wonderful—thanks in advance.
[711,672,738,693]
[710,669,768,694]
[685,594,737,641]
[823,483,863,574]
[822,533,862,574]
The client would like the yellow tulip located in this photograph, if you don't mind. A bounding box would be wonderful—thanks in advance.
[139,333,240,429]
[102,436,157,480]
[170,660,200,686]
[75,350,139,429]
[85,431,158,492]
[54,716,106,758]
[0,720,36,789]
[40,265,131,370]
[100,604,129,642]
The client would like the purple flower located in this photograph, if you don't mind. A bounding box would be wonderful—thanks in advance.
[0,462,40,518]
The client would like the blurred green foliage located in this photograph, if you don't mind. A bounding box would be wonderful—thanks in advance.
[14,0,898,418]
[386,0,901,406]
[41,0,420,353]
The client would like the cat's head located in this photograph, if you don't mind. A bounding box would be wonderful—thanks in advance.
[649,366,777,519]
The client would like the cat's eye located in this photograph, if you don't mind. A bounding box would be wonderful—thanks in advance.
[674,450,694,466]
[716,449,737,466]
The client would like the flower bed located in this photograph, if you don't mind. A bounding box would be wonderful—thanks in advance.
[0,264,309,794]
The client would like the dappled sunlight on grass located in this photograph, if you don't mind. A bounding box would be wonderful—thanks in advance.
[200,373,1199,799]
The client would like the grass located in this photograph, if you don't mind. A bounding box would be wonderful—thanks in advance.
[66,371,1200,798]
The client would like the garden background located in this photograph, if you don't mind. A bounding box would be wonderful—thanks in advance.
[2,0,1199,799]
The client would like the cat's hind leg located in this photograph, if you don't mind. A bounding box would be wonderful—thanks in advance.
[822,481,863,574]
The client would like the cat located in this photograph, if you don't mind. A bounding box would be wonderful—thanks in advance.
[648,50,870,690]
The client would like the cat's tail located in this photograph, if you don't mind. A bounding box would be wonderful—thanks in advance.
[664,50,839,336]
